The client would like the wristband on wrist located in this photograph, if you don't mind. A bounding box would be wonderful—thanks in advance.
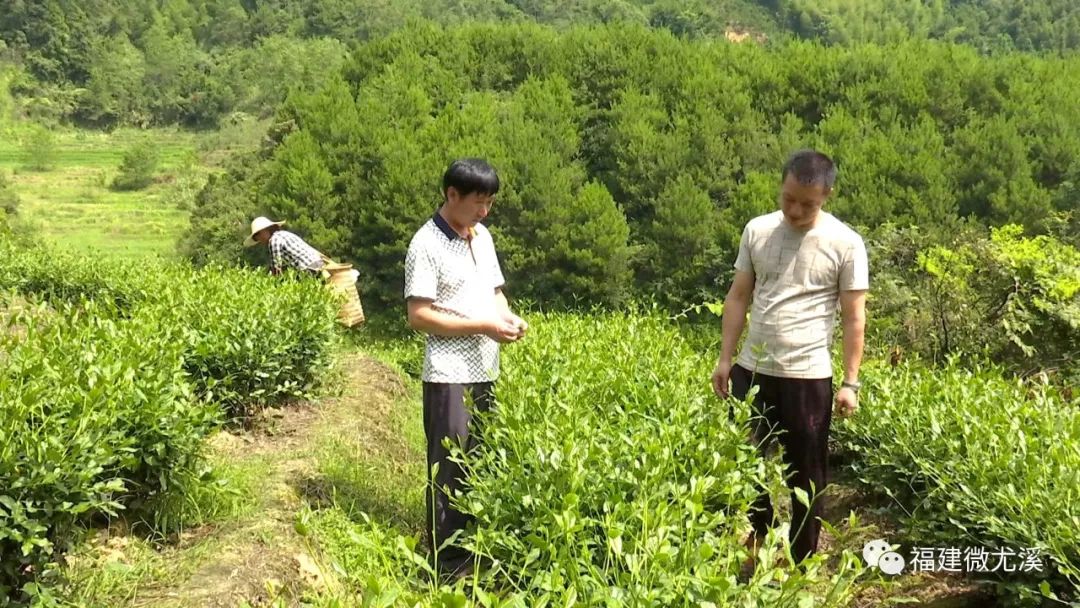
[841,380,861,393]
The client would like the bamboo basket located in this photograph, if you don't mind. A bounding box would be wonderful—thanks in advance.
[320,260,365,327]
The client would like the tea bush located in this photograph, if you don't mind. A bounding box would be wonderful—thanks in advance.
[459,312,863,605]
[0,245,340,418]
[0,247,151,314]
[141,265,339,418]
[311,312,863,605]
[835,360,1080,598]
[0,299,217,603]
[0,243,339,602]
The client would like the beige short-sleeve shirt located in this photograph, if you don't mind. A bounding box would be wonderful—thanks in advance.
[734,210,868,379]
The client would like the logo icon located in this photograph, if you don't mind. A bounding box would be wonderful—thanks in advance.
[863,539,906,575]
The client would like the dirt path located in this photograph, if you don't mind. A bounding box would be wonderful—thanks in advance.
[820,462,998,607]
[64,353,416,608]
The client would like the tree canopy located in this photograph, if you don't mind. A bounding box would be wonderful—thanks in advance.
[180,23,1080,314]
[3,1,1079,127]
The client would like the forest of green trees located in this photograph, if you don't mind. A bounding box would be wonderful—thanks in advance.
[2,0,1079,127]
[2,1,1078,376]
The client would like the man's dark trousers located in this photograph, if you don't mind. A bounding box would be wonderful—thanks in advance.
[730,364,833,563]
[422,381,494,574]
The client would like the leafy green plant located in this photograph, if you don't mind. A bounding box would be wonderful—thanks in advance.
[0,242,341,601]
[0,244,340,418]
[141,265,339,419]
[867,223,1080,384]
[110,141,161,191]
[310,311,865,606]
[0,246,151,313]
[0,298,216,603]
[160,150,205,211]
[461,312,862,604]
[835,359,1080,601]
[21,124,57,172]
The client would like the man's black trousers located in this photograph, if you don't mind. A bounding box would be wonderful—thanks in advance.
[422,381,494,573]
[730,364,833,563]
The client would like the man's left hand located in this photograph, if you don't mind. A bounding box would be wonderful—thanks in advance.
[834,387,858,417]
[502,312,528,339]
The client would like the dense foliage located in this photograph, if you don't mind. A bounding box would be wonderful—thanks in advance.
[0,0,775,127]
[312,311,866,606]
[109,141,161,191]
[462,311,863,604]
[182,23,1080,321]
[777,0,1080,53]
[0,298,217,604]
[2,3,1078,604]
[835,359,1080,599]
[0,243,339,602]
[867,222,1080,385]
[4,1,1079,127]
[0,245,339,417]
[312,311,1078,605]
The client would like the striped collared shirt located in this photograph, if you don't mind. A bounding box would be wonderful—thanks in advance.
[269,230,323,274]
[404,213,506,383]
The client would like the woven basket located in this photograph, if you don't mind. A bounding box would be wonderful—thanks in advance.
[321,261,365,327]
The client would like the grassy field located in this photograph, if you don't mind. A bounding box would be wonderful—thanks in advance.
[0,123,261,258]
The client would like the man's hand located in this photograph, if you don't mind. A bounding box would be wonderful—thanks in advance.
[711,359,732,398]
[501,311,528,339]
[485,318,523,343]
[493,289,527,341]
[834,387,858,417]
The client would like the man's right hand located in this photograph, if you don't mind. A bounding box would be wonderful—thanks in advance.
[711,359,732,398]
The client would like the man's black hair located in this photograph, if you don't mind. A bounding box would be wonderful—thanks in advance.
[443,158,500,198]
[782,149,837,189]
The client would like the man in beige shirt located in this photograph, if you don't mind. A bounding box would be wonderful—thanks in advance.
[711,149,868,566]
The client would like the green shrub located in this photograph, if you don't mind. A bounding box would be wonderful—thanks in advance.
[20,124,57,172]
[0,299,217,602]
[458,312,863,604]
[0,244,340,419]
[0,246,151,313]
[311,311,863,605]
[142,265,339,419]
[0,243,340,601]
[110,141,161,191]
[0,172,20,240]
[867,223,1080,383]
[835,360,1080,599]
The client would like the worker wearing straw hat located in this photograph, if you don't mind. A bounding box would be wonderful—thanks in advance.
[244,216,325,276]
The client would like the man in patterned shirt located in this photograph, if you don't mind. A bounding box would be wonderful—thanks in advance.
[711,149,868,568]
[244,216,325,276]
[404,158,527,579]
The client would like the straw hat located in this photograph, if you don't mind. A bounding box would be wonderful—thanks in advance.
[244,216,285,247]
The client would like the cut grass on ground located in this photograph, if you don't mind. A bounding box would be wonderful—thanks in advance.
[0,124,264,259]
